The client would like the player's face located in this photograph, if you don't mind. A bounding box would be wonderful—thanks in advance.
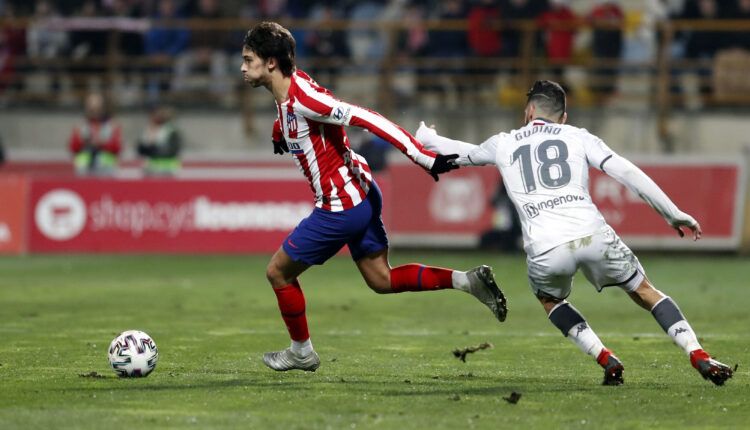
[241,47,268,88]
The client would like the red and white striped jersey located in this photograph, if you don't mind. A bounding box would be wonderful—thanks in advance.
[272,70,437,212]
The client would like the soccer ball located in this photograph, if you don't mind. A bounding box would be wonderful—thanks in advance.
[108,330,159,377]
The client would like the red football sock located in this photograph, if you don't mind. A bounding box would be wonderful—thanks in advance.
[272,280,309,342]
[390,264,454,292]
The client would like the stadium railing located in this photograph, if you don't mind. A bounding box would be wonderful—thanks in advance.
[1,17,750,152]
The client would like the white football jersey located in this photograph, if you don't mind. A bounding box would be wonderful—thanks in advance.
[458,119,614,256]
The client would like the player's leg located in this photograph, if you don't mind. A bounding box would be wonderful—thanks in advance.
[262,207,354,372]
[627,277,734,385]
[349,183,507,321]
[530,241,623,385]
[353,249,507,322]
[262,246,321,372]
[583,225,732,385]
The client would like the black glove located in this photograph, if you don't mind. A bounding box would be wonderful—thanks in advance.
[273,137,289,155]
[429,153,459,181]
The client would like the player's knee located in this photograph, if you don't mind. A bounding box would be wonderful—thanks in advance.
[265,262,284,286]
[536,290,563,313]
[366,280,391,294]
[363,274,391,294]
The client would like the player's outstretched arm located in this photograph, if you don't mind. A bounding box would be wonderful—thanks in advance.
[292,78,457,179]
[416,122,474,157]
[416,121,498,167]
[601,154,702,241]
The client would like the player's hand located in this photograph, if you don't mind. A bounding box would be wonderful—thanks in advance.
[416,121,438,149]
[272,137,289,155]
[429,153,459,181]
[672,219,702,241]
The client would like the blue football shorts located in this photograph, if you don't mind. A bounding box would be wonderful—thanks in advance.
[282,182,389,265]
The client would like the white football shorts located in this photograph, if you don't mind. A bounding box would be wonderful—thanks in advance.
[526,225,645,300]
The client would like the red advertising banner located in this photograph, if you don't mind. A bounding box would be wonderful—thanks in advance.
[387,159,744,250]
[17,158,746,253]
[590,162,742,248]
[28,178,314,253]
[0,174,28,254]
[387,164,501,246]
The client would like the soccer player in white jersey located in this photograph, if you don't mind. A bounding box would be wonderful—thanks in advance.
[240,22,508,372]
[416,80,733,386]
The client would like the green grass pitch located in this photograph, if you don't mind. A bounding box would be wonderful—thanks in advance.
[0,252,748,429]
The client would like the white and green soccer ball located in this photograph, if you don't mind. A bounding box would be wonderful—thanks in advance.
[108,330,159,377]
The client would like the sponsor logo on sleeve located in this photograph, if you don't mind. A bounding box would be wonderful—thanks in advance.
[331,103,351,125]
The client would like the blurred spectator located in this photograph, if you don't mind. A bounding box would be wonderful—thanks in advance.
[682,0,725,58]
[136,105,182,176]
[106,0,147,51]
[0,26,16,97]
[537,0,577,88]
[725,0,750,49]
[0,4,25,97]
[467,0,502,102]
[27,0,68,95]
[303,3,350,90]
[144,0,189,103]
[69,92,122,176]
[588,0,624,100]
[680,0,725,94]
[69,1,107,93]
[394,1,430,98]
[104,0,147,106]
[347,1,387,68]
[502,0,547,59]
[173,0,231,99]
[468,0,502,58]
[426,0,468,100]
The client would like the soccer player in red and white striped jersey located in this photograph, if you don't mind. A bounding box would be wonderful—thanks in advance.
[241,22,508,372]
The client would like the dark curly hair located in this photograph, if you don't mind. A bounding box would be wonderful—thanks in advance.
[243,22,296,77]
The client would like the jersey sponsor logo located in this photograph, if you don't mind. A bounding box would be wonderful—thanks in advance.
[523,203,539,219]
[523,194,586,219]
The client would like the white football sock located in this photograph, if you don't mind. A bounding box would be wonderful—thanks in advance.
[451,270,470,292]
[291,339,313,356]
[665,320,702,355]
[650,296,702,355]
[567,322,605,358]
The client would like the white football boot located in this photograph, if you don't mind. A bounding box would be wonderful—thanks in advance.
[263,348,321,372]
[465,265,508,322]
